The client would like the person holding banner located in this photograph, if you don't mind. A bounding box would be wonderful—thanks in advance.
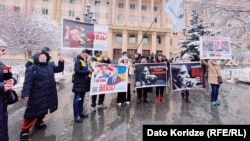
[172,54,200,103]
[72,49,93,122]
[154,54,169,103]
[201,59,229,106]
[136,56,150,104]
[91,55,110,111]
[116,56,133,106]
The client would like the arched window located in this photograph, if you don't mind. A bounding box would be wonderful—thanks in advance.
[129,34,136,43]
[170,38,173,46]
[142,35,149,43]
[116,34,122,42]
[157,36,161,44]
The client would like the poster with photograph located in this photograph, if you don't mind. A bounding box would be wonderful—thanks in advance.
[62,19,108,50]
[200,36,232,59]
[170,62,205,91]
[90,62,128,95]
[134,63,167,88]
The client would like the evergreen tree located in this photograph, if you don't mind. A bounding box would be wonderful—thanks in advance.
[178,10,211,61]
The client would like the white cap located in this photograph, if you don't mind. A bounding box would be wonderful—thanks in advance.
[0,39,7,47]
[182,54,190,60]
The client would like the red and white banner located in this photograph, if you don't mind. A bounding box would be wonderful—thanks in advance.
[62,19,108,51]
[90,62,128,95]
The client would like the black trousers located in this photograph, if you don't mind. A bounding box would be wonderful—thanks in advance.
[136,87,148,100]
[156,86,165,96]
[91,94,105,107]
[117,83,131,103]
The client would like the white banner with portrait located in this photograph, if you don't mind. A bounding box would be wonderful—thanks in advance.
[200,36,232,59]
[90,62,128,95]
[170,62,205,91]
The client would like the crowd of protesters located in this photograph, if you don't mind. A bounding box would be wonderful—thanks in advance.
[0,37,230,141]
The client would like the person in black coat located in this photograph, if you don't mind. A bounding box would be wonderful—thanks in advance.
[72,49,93,122]
[0,39,16,141]
[20,51,64,141]
[25,46,55,68]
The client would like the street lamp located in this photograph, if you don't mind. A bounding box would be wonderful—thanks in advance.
[83,3,97,24]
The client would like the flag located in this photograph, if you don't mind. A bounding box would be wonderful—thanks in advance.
[164,0,185,33]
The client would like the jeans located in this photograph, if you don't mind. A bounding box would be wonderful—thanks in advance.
[91,94,105,107]
[73,92,85,118]
[211,84,220,102]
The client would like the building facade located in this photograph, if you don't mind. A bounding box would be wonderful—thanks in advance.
[0,0,188,60]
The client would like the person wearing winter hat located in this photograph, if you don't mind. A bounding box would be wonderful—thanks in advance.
[20,51,64,141]
[25,46,55,68]
[72,49,93,122]
[0,39,16,141]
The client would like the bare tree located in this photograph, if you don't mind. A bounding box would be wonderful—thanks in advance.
[0,8,60,59]
[186,0,250,62]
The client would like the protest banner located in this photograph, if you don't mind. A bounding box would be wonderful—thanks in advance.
[134,63,167,88]
[90,62,128,95]
[200,36,232,59]
[62,19,108,50]
[170,62,205,91]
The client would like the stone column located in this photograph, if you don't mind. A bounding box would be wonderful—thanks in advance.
[164,33,170,57]
[151,32,156,55]
[56,0,62,22]
[137,31,143,54]
[151,0,154,23]
[160,0,166,27]
[138,0,142,25]
[125,0,129,25]
[111,0,116,24]
[122,30,128,52]
[108,29,113,59]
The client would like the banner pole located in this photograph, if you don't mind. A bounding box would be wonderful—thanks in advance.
[135,8,164,53]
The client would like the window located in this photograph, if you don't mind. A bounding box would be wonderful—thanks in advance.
[170,38,173,46]
[154,6,157,12]
[69,10,74,17]
[141,5,146,11]
[142,50,150,56]
[130,4,135,9]
[94,0,101,6]
[106,1,110,7]
[94,12,99,19]
[211,22,215,27]
[13,6,20,11]
[156,50,163,56]
[129,15,135,22]
[31,7,35,12]
[42,8,48,15]
[129,35,136,43]
[118,14,123,21]
[116,34,122,42]
[154,18,157,23]
[127,49,136,57]
[105,13,109,19]
[141,16,146,23]
[142,35,149,43]
[69,0,75,4]
[157,36,161,44]
[113,49,122,60]
[0,5,5,11]
[118,3,124,8]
